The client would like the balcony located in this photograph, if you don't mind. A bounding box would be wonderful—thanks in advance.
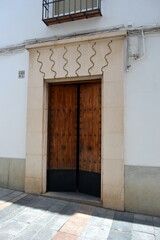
[42,0,102,26]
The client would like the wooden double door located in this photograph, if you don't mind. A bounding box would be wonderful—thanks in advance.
[47,81,101,197]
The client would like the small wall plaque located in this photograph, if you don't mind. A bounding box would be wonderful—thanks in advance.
[18,70,25,79]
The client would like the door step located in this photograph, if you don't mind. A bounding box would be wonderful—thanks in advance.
[42,192,102,207]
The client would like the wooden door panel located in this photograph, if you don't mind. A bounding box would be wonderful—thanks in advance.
[79,83,101,173]
[79,83,101,197]
[47,84,77,191]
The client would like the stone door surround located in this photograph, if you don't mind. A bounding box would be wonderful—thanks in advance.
[25,30,126,211]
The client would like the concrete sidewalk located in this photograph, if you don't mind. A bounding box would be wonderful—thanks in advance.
[0,188,159,240]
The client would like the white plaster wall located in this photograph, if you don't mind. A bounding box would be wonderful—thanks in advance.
[0,51,28,158]
[125,34,160,167]
[0,0,160,47]
[0,0,160,166]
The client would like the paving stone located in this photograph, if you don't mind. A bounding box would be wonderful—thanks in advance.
[0,200,7,206]
[0,232,15,240]
[0,219,29,235]
[34,211,57,225]
[88,208,114,229]
[40,197,57,205]
[25,206,46,215]
[0,203,21,218]
[104,209,115,218]
[35,196,59,207]
[49,215,69,231]
[48,201,68,214]
[80,225,100,238]
[15,198,34,207]
[0,205,26,224]
[0,193,10,198]
[61,211,91,235]
[87,217,112,230]
[78,237,93,240]
[1,195,14,201]
[103,217,113,228]
[0,189,14,196]
[78,204,95,215]
[132,231,155,240]
[111,220,132,233]
[60,220,85,236]
[87,215,104,227]
[153,217,160,228]
[15,195,38,206]
[96,225,111,240]
[71,212,90,222]
[132,222,154,234]
[134,214,153,224]
[32,226,57,240]
[108,230,132,240]
[155,228,160,240]
[13,209,41,223]
[30,198,54,211]
[26,198,44,207]
[92,207,107,216]
[115,211,134,222]
[93,207,114,218]
[60,202,79,214]
[13,223,43,240]
[54,232,78,240]
[21,194,38,201]
[54,199,68,205]
[7,191,23,198]
[88,209,114,230]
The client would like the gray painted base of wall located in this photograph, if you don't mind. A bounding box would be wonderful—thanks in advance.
[125,165,160,217]
[0,159,159,216]
[0,157,25,191]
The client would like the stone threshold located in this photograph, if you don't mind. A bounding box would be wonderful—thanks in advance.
[42,191,102,207]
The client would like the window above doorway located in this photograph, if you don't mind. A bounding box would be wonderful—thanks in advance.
[42,0,102,26]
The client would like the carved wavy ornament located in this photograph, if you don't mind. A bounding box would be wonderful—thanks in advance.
[36,50,46,79]
[101,40,113,74]
[75,44,82,77]
[88,42,97,76]
[49,48,57,78]
[63,46,69,77]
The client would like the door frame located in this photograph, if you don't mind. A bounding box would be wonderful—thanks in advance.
[25,32,125,211]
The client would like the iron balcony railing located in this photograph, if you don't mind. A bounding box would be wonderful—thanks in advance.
[42,0,102,25]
